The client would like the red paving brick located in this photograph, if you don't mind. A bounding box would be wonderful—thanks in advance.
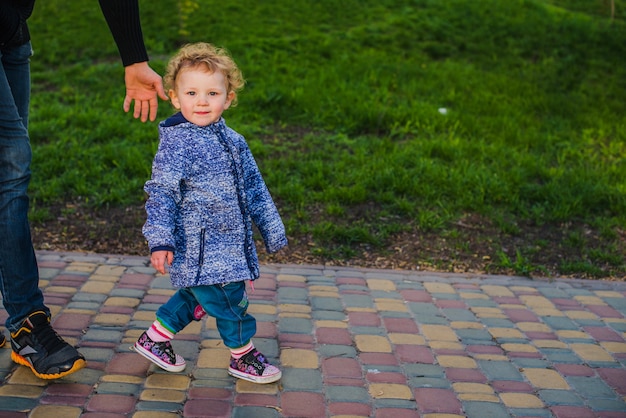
[396,345,435,363]
[348,311,381,327]
[322,357,362,378]
[316,327,353,345]
[553,364,595,377]
[550,406,596,418]
[329,402,371,416]
[183,399,231,418]
[105,353,151,375]
[583,326,624,342]
[234,393,279,407]
[445,368,488,383]
[52,313,92,330]
[414,388,462,414]
[375,409,420,418]
[281,392,326,418]
[383,317,419,333]
[85,394,136,414]
[597,368,626,395]
[187,387,232,400]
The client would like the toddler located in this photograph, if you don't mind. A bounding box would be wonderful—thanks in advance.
[134,42,287,384]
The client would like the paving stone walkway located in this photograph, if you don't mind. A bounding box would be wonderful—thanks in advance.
[0,251,625,418]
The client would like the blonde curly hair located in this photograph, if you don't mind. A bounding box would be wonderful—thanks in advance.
[164,42,245,106]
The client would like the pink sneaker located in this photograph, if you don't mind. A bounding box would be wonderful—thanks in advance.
[134,331,185,372]
[228,350,281,384]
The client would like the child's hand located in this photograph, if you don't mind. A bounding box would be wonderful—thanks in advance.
[151,250,174,274]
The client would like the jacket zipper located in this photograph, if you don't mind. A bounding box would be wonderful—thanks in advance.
[199,227,206,265]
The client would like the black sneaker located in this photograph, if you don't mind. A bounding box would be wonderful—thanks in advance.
[10,311,86,379]
[0,333,5,348]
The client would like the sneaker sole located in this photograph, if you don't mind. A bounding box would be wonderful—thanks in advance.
[228,366,282,384]
[133,342,186,372]
[11,351,86,380]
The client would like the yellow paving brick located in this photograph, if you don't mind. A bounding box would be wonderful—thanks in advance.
[388,333,426,345]
[424,282,456,294]
[458,393,500,402]
[140,388,185,403]
[281,348,319,368]
[0,384,43,397]
[133,311,156,321]
[276,274,306,282]
[133,412,180,418]
[316,320,348,328]
[488,328,524,339]
[375,299,408,312]
[600,342,626,354]
[178,321,202,335]
[502,343,538,353]
[280,304,312,314]
[310,285,339,294]
[148,289,176,296]
[345,307,377,313]
[366,279,396,291]
[500,393,544,408]
[573,295,607,306]
[437,355,477,368]
[62,308,96,315]
[88,274,122,283]
[595,291,622,298]
[516,322,551,332]
[201,339,227,349]
[520,295,555,309]
[369,383,413,399]
[197,348,231,368]
[205,316,217,329]
[470,307,506,318]
[235,379,280,393]
[523,369,569,389]
[66,262,97,273]
[101,374,144,384]
[30,406,81,418]
[533,340,567,349]
[481,285,514,297]
[355,335,392,353]
[473,354,509,361]
[429,341,463,350]
[279,312,311,319]
[556,330,592,340]
[532,308,565,317]
[7,367,48,386]
[571,343,615,362]
[45,286,77,294]
[509,286,538,293]
[93,313,131,326]
[94,265,126,276]
[565,310,599,320]
[248,304,277,315]
[421,325,458,342]
[450,321,484,329]
[452,383,494,394]
[104,296,140,308]
[310,290,340,297]
[81,281,115,293]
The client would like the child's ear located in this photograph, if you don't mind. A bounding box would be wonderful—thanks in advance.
[169,89,181,109]
[224,91,236,109]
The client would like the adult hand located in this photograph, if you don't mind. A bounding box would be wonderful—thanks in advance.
[124,62,168,122]
[150,250,174,275]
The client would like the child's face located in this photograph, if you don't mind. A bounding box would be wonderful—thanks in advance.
[170,66,235,126]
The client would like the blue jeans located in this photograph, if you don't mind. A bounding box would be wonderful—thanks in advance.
[156,281,257,349]
[0,42,49,333]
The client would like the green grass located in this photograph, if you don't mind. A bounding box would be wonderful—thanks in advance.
[25,0,626,278]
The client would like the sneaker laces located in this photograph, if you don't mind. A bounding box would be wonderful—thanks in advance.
[28,316,67,353]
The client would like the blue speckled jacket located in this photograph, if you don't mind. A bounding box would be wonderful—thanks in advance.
[142,113,287,288]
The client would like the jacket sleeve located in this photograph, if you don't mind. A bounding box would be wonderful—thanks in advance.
[142,130,186,252]
[0,1,33,48]
[98,0,149,66]
[240,140,288,253]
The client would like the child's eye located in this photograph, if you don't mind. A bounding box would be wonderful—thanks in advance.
[209,92,217,96]
[187,91,196,96]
